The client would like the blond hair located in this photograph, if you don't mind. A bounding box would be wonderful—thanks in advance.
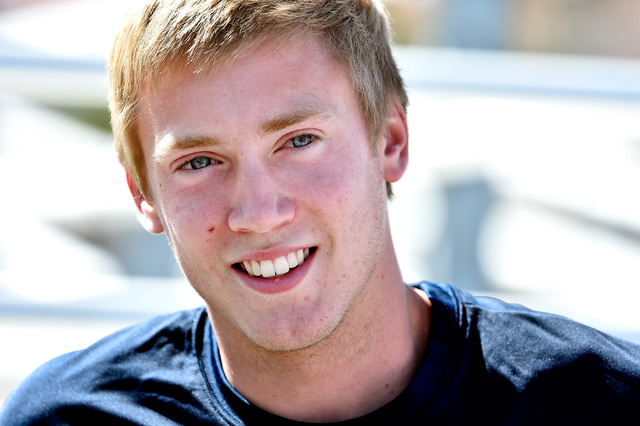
[108,0,408,199]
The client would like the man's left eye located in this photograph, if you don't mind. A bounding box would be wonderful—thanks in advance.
[290,134,315,148]
[182,157,213,170]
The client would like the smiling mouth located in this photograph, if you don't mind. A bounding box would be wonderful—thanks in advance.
[234,247,315,278]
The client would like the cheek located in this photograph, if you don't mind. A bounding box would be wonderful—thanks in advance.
[287,143,370,204]
[285,162,354,221]
[291,162,380,238]
[160,188,227,244]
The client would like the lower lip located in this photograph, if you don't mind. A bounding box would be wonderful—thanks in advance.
[234,250,315,295]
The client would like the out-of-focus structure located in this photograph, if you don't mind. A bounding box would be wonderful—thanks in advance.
[1,0,639,404]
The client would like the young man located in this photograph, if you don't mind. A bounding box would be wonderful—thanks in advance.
[2,1,639,424]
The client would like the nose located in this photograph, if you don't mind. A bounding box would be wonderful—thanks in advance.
[227,162,295,233]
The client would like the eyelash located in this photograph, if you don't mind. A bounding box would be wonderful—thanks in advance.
[174,133,318,171]
[283,133,317,149]
[177,156,217,171]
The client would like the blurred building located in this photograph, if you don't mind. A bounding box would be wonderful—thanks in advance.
[384,0,640,58]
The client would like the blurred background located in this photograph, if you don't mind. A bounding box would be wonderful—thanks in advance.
[1,0,639,404]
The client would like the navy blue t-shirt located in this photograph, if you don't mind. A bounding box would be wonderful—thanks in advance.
[2,282,640,425]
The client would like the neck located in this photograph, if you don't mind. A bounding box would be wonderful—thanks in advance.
[212,248,431,422]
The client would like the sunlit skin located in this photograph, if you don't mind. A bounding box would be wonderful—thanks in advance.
[130,34,431,422]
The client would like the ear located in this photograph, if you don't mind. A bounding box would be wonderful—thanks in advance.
[379,100,409,183]
[126,172,164,234]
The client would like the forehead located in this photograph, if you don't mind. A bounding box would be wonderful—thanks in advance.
[138,34,355,128]
[134,33,369,167]
[144,33,347,100]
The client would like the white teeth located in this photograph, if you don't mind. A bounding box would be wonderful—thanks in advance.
[242,261,252,275]
[250,260,261,276]
[274,256,290,275]
[260,260,276,278]
[286,252,298,268]
[240,248,312,278]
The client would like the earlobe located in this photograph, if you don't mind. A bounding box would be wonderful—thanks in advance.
[126,172,165,234]
[380,100,409,183]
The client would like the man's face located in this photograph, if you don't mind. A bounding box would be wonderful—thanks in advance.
[134,35,406,351]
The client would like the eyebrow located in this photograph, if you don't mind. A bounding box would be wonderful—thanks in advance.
[152,105,332,163]
[259,105,332,135]
[152,135,223,163]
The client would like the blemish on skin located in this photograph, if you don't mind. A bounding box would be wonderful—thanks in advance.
[208,226,215,233]
[385,383,390,388]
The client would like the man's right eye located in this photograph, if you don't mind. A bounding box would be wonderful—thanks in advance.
[183,157,212,170]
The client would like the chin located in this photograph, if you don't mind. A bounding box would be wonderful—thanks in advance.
[244,316,340,353]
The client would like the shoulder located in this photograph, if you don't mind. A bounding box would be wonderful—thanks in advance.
[1,308,210,425]
[418,281,640,376]
[413,282,640,423]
